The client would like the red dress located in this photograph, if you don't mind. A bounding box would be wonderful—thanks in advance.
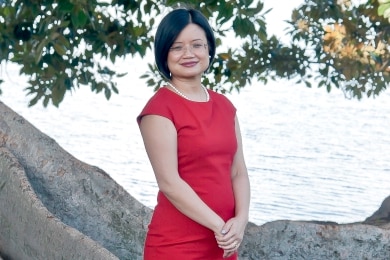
[137,87,238,260]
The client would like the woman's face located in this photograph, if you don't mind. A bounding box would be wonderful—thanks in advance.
[167,23,210,81]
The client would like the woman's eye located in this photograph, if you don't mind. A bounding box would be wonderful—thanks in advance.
[170,46,183,51]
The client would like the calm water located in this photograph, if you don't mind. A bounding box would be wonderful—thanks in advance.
[1,64,389,226]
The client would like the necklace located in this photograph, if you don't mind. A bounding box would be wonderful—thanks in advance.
[167,82,209,102]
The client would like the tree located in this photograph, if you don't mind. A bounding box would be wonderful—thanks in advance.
[0,0,268,107]
[0,0,389,107]
[286,0,390,99]
[0,0,159,106]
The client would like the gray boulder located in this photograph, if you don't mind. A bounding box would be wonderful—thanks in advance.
[364,195,390,226]
[0,101,150,259]
[0,147,118,260]
[0,100,389,260]
[240,220,390,259]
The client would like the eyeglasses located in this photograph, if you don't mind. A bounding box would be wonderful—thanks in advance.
[169,41,208,55]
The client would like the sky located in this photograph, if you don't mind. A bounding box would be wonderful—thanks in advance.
[263,0,304,40]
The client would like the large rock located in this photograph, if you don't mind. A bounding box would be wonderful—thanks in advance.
[0,147,118,260]
[364,195,390,226]
[0,100,389,259]
[240,220,390,259]
[0,101,151,259]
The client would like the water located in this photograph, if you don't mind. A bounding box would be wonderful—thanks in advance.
[1,62,389,226]
[230,83,390,224]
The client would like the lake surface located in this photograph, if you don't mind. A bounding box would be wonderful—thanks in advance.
[1,64,389,225]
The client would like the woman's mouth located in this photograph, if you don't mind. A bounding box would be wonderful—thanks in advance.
[181,61,198,67]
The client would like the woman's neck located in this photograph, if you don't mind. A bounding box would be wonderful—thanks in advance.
[167,79,209,102]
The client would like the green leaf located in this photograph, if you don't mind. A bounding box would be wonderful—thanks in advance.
[116,72,128,78]
[232,17,256,38]
[378,3,390,16]
[140,73,149,79]
[43,95,50,107]
[51,82,66,106]
[35,38,50,64]
[104,86,111,99]
[28,95,39,107]
[3,7,12,17]
[58,1,74,13]
[71,9,88,28]
[111,83,119,94]
[53,43,67,56]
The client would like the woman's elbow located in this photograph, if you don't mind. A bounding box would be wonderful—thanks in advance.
[156,176,182,196]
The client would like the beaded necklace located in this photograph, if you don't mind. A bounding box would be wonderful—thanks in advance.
[167,82,209,102]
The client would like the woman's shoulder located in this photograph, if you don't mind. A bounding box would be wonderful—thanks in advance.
[142,86,180,108]
[137,87,174,124]
[208,88,229,100]
[146,86,170,102]
[209,89,235,109]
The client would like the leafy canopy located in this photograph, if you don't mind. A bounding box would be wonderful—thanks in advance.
[0,0,389,107]
[288,0,390,99]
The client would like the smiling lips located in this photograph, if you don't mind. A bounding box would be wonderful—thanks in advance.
[181,61,198,67]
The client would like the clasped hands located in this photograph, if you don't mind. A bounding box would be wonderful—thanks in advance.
[215,217,245,258]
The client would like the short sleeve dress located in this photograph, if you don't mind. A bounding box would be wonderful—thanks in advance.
[137,87,238,260]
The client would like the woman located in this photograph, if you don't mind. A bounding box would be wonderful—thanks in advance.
[137,7,250,260]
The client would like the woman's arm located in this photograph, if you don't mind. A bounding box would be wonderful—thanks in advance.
[231,116,251,223]
[216,116,251,257]
[139,115,225,234]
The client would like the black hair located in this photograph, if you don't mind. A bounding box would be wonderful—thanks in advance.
[154,8,216,80]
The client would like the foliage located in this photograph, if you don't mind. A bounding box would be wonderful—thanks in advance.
[378,0,390,21]
[144,0,390,100]
[0,0,160,106]
[0,0,389,107]
[287,0,390,99]
[0,0,272,106]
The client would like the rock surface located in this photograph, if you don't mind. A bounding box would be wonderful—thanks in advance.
[364,195,390,226]
[240,220,390,259]
[0,147,118,260]
[0,101,149,259]
[0,100,389,260]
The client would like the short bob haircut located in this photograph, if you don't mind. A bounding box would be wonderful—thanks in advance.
[154,8,216,80]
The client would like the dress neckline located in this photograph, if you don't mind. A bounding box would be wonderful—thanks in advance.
[162,86,211,103]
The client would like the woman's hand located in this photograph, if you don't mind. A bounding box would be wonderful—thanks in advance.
[215,217,247,258]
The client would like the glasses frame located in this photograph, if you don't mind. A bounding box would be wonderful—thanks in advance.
[169,41,208,55]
